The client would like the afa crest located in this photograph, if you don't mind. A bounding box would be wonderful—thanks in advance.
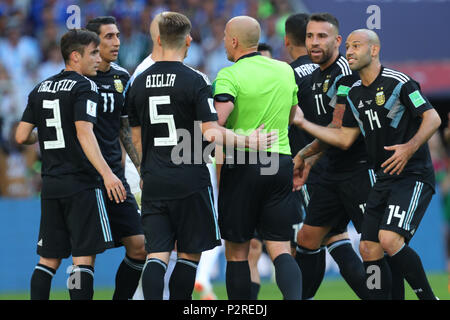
[375,88,385,106]
[114,79,124,93]
[323,79,329,93]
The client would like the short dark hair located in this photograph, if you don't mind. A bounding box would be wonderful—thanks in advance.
[60,29,100,63]
[257,42,273,54]
[285,13,309,46]
[159,12,192,49]
[309,13,339,33]
[86,16,117,35]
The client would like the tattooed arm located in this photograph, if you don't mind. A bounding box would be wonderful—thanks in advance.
[120,117,141,174]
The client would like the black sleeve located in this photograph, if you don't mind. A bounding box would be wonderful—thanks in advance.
[126,80,140,127]
[73,79,99,124]
[336,73,360,105]
[121,73,131,117]
[342,101,359,128]
[194,76,219,122]
[399,80,434,117]
[20,90,36,124]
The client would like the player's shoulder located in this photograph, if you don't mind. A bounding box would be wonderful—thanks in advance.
[110,62,130,78]
[381,67,411,85]
[77,74,99,93]
[347,79,363,96]
[184,64,211,85]
[333,55,352,77]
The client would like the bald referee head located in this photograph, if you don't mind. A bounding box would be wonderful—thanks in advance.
[224,16,261,62]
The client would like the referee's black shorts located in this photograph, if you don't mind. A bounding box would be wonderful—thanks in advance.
[218,153,302,243]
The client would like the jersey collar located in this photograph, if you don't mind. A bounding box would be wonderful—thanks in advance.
[236,51,261,63]
[362,65,384,89]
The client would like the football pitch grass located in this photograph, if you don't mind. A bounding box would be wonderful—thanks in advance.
[1,273,448,300]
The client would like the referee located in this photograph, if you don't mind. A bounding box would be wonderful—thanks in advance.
[214,16,302,300]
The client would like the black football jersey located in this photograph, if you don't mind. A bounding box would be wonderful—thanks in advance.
[20,70,102,198]
[310,54,367,173]
[289,55,327,184]
[127,61,218,200]
[343,66,435,186]
[89,63,130,176]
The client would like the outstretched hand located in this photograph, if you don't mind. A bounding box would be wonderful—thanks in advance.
[247,124,278,150]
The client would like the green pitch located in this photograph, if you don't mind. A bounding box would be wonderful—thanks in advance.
[0,273,448,300]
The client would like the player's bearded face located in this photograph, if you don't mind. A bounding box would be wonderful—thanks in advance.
[306,22,339,65]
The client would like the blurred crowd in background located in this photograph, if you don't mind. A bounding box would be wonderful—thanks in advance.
[0,0,295,197]
[0,1,448,257]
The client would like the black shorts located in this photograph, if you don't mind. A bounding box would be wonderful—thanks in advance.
[141,186,221,253]
[361,175,434,242]
[297,183,346,239]
[218,154,302,243]
[103,179,144,247]
[304,168,375,233]
[37,188,114,258]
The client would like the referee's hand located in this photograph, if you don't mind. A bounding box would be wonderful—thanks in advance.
[103,171,126,203]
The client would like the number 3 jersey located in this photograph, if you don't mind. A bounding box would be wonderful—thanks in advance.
[20,70,102,198]
[343,66,435,186]
[126,61,218,200]
[310,54,368,174]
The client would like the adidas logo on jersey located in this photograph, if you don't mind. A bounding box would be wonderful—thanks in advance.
[102,85,111,89]
[358,100,364,108]
[365,100,372,105]
[37,239,43,246]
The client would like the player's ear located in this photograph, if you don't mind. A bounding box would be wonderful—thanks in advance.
[371,44,380,58]
[284,35,290,47]
[70,50,81,63]
[336,34,342,47]
[186,33,192,47]
[157,35,162,47]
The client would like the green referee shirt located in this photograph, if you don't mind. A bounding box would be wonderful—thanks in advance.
[213,52,298,155]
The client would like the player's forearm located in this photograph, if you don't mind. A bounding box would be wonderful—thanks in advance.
[120,118,141,173]
[77,126,113,178]
[204,125,249,149]
[19,131,38,145]
[301,120,348,150]
[407,109,442,152]
[131,126,143,165]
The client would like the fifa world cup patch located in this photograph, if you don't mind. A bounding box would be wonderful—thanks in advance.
[86,99,97,117]
[408,90,426,108]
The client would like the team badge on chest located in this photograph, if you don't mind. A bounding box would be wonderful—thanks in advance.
[323,79,329,93]
[114,79,124,93]
[375,87,385,106]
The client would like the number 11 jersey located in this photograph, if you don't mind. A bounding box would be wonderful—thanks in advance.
[126,61,218,201]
